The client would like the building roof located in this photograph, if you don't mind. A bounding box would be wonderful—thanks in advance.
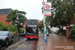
[0,8,12,15]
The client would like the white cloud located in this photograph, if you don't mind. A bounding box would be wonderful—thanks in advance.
[0,0,47,20]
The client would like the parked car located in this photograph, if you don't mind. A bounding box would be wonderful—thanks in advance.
[0,31,14,46]
[19,31,25,36]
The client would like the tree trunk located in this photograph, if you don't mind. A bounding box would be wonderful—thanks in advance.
[17,25,20,34]
[74,0,75,12]
[74,0,75,6]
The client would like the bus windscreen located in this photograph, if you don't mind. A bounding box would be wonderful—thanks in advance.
[27,20,37,25]
[26,20,38,35]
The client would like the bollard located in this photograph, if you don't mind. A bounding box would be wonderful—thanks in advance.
[45,36,48,42]
[45,29,48,42]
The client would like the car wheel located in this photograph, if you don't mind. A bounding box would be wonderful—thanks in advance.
[6,41,9,46]
[11,38,14,42]
[19,34,21,36]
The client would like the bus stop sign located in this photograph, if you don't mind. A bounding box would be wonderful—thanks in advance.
[45,5,50,9]
[42,1,45,5]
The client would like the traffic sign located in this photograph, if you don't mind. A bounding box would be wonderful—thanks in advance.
[44,4,51,10]
[45,10,51,16]
[42,1,45,5]
[45,5,50,9]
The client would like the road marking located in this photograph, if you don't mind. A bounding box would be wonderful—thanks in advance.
[27,44,32,48]
[29,44,32,47]
[9,43,32,48]
[16,42,18,43]
[19,43,24,47]
[10,49,14,50]
[16,44,21,47]
[27,46,29,48]
[24,44,27,47]
[15,44,21,47]
[8,45,12,47]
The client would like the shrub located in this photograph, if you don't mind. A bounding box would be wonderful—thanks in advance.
[56,29,66,36]
[0,26,2,31]
[2,25,8,31]
[61,30,66,36]
[0,22,3,31]
[8,25,18,33]
[70,25,75,38]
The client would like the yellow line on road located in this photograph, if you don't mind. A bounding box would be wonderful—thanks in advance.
[15,44,21,47]
[17,44,21,47]
[8,45,12,47]
[27,44,32,48]
[10,49,14,50]
[19,43,24,47]
[15,42,18,44]
[27,46,29,48]
[29,44,32,47]
[24,44,27,47]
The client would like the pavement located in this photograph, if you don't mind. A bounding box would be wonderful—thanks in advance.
[37,33,75,50]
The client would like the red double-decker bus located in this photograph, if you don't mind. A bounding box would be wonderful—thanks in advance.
[25,19,39,39]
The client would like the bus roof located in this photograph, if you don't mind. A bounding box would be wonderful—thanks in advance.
[26,19,38,21]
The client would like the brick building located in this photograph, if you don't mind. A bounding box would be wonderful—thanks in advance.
[0,8,12,25]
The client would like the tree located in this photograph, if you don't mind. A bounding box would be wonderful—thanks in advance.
[39,20,49,30]
[39,20,43,29]
[45,0,74,30]
[6,10,27,33]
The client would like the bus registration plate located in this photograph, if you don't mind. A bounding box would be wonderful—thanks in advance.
[30,36,32,37]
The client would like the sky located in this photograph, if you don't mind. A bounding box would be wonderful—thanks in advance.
[0,0,47,20]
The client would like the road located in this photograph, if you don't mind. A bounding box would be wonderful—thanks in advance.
[5,39,38,50]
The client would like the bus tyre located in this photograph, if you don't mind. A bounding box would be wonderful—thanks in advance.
[37,37,39,40]
[28,38,30,40]
[37,39,38,40]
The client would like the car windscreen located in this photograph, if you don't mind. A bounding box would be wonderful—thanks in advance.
[27,20,37,25]
[0,32,8,36]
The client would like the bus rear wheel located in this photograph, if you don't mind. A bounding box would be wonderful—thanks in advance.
[28,38,30,40]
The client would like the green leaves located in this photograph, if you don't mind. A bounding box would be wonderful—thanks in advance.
[39,20,49,29]
[8,25,18,32]
[6,9,27,33]
[46,0,74,29]
[6,9,27,26]
[39,20,43,29]
[70,25,75,38]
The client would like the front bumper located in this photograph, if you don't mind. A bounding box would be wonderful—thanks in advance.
[25,35,38,39]
[0,40,6,46]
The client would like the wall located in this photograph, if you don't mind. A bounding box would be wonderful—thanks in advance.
[0,14,12,25]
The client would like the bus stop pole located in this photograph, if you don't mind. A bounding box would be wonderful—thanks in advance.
[44,15,46,50]
[43,1,46,50]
